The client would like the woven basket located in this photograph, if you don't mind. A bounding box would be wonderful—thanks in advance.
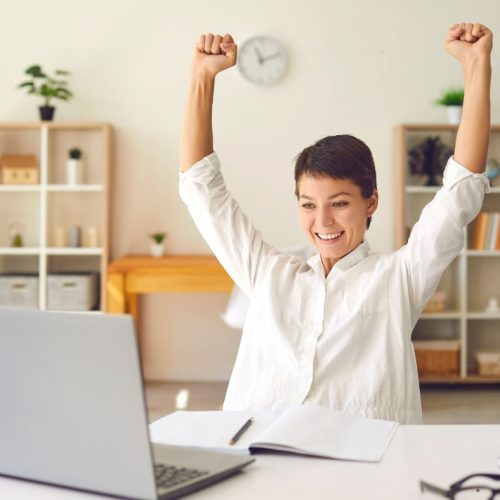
[412,340,460,376]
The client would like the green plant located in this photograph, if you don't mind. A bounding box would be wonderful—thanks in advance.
[17,64,73,107]
[11,233,23,247]
[68,148,82,160]
[434,88,464,106]
[150,232,167,244]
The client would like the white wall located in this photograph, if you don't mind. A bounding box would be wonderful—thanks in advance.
[1,0,499,380]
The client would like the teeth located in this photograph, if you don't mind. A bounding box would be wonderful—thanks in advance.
[317,232,343,240]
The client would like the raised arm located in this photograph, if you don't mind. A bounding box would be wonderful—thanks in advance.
[179,33,237,172]
[446,23,493,172]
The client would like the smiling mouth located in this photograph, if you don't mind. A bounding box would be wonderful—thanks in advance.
[315,231,345,241]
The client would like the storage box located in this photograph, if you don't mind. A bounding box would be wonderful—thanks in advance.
[0,274,39,308]
[1,154,39,184]
[47,273,99,311]
[476,350,500,377]
[412,340,460,377]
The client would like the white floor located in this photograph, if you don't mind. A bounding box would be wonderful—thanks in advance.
[144,381,500,424]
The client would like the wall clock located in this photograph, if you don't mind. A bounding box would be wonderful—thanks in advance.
[237,36,288,86]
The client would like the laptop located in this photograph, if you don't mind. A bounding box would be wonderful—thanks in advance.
[0,307,254,499]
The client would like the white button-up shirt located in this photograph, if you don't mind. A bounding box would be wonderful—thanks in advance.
[179,152,489,424]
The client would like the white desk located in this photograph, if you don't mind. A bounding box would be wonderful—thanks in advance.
[1,425,498,499]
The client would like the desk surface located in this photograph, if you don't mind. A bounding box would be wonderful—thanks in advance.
[1,425,499,499]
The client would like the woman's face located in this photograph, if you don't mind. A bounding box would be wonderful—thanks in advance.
[297,174,378,271]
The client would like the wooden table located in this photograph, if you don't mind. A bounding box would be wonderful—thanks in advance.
[106,254,233,335]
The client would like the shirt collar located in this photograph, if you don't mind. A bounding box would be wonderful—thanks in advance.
[307,240,370,277]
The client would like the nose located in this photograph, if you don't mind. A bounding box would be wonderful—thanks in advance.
[317,205,334,228]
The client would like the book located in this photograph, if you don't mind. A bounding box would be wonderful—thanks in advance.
[487,213,498,251]
[149,405,398,463]
[471,212,489,250]
[496,214,500,251]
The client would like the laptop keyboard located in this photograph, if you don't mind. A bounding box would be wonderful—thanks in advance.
[155,463,209,489]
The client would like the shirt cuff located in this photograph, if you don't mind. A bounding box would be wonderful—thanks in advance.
[442,155,491,193]
[178,151,220,183]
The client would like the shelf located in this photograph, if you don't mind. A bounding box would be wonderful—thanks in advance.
[406,186,500,194]
[405,186,439,194]
[419,375,500,384]
[0,247,41,255]
[0,185,41,192]
[46,248,103,256]
[395,123,500,384]
[0,122,110,311]
[420,312,462,320]
[0,248,103,256]
[46,185,104,192]
[466,250,500,257]
[467,312,500,320]
[399,123,500,132]
[0,122,109,130]
[0,185,104,192]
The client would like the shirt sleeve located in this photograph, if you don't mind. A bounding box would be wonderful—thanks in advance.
[179,151,278,297]
[402,156,490,319]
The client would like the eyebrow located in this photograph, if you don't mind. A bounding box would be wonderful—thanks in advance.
[299,192,353,200]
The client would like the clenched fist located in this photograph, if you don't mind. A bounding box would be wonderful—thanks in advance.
[191,33,238,78]
[446,23,493,62]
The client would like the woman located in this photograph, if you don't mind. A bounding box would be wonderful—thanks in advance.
[179,23,492,424]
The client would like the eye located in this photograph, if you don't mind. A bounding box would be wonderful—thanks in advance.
[333,201,348,208]
[301,203,314,209]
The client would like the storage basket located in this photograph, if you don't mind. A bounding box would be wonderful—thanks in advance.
[475,351,500,377]
[47,273,99,311]
[412,340,460,377]
[0,274,39,308]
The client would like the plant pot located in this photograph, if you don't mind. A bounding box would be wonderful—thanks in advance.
[39,105,55,121]
[150,242,164,257]
[446,105,462,125]
[66,159,84,185]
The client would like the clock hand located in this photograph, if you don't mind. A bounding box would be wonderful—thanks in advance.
[254,47,264,64]
[261,52,281,63]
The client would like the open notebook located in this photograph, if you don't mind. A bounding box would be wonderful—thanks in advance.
[150,405,398,463]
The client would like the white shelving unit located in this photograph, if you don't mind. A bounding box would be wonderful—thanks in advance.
[0,122,111,311]
[394,123,500,382]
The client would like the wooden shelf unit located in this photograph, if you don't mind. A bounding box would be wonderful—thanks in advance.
[394,123,500,383]
[0,121,111,311]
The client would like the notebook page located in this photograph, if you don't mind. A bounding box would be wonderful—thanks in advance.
[149,411,276,454]
[251,405,398,462]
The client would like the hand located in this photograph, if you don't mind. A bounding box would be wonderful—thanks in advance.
[191,33,238,78]
[445,23,493,63]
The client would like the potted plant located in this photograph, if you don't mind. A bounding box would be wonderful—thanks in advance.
[8,222,25,247]
[149,232,167,257]
[434,87,464,125]
[67,147,83,185]
[17,64,73,121]
[408,136,453,186]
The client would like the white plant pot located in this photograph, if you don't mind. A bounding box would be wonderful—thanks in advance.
[446,106,462,125]
[150,242,164,257]
[66,159,84,185]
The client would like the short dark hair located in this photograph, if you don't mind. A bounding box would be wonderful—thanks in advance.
[293,134,378,229]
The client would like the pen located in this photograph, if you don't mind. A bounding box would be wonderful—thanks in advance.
[229,417,253,445]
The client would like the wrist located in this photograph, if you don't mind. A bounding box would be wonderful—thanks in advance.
[190,67,217,84]
[461,52,491,73]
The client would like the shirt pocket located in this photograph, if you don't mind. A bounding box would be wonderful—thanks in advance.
[343,272,389,314]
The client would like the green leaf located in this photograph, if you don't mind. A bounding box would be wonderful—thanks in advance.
[55,69,70,76]
[25,64,46,78]
[17,81,35,89]
[434,87,464,106]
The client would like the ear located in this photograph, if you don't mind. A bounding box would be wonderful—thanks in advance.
[367,190,379,216]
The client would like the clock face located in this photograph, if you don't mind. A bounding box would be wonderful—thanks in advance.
[237,36,287,86]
